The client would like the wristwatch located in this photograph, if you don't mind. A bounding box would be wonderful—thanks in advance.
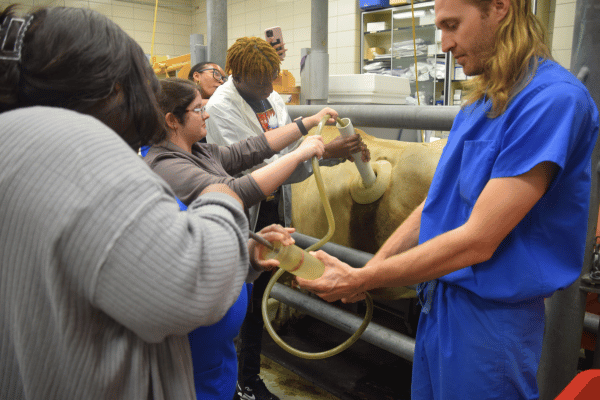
[294,117,308,136]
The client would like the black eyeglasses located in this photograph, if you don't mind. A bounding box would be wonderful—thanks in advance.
[185,106,207,117]
[199,68,227,82]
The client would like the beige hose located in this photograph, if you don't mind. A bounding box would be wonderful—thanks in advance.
[261,115,374,359]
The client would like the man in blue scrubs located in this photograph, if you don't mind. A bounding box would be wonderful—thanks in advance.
[296,0,599,399]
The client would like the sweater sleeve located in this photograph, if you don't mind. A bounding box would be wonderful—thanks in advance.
[217,134,276,176]
[147,148,266,209]
[0,107,256,346]
[93,190,256,343]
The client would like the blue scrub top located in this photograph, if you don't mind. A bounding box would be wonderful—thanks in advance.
[420,60,599,302]
[141,144,248,399]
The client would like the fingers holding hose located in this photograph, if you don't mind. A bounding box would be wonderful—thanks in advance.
[342,292,367,304]
[297,135,325,161]
[295,250,364,303]
[249,225,295,271]
[311,107,339,126]
[325,134,369,161]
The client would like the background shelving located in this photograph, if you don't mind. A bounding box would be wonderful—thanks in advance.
[360,1,456,107]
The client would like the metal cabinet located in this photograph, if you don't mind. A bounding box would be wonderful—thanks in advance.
[360,1,464,106]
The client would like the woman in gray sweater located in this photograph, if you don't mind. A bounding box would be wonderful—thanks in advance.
[143,78,351,400]
[0,6,292,400]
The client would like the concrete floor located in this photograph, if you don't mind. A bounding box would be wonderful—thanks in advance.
[260,355,341,400]
[261,311,414,400]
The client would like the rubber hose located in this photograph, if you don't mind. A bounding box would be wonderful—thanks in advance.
[261,115,374,360]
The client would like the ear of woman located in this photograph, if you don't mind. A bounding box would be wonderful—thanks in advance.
[165,112,179,132]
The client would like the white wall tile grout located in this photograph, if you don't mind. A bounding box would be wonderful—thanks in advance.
[3,0,576,80]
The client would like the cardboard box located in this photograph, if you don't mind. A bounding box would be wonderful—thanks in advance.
[366,21,389,31]
[365,47,386,60]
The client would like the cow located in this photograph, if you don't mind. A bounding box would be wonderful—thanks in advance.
[290,125,446,299]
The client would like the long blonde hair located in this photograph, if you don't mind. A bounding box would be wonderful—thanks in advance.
[462,0,552,117]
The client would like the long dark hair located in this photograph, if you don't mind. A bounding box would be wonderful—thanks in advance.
[0,5,164,149]
[154,78,198,143]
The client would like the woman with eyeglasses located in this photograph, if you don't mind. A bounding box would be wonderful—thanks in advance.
[189,62,227,107]
[147,77,334,208]
[143,77,340,400]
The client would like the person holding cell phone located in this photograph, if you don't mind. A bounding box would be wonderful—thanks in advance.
[205,36,369,400]
[265,26,286,61]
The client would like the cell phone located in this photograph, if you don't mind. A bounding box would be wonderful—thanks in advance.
[265,26,284,60]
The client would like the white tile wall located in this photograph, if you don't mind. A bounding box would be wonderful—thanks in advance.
[549,0,576,70]
[3,0,195,57]
[2,0,578,84]
[188,0,361,85]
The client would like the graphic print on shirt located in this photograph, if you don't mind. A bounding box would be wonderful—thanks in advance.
[255,100,278,132]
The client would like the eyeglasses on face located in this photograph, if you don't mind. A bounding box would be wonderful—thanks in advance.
[185,106,207,116]
[199,68,227,82]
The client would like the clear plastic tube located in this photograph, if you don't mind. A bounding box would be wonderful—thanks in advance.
[262,242,324,280]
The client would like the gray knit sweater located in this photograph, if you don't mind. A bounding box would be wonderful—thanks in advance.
[0,107,258,400]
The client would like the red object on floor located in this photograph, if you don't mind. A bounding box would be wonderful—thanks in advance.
[555,370,600,399]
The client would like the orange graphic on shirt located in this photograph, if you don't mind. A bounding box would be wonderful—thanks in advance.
[256,108,278,132]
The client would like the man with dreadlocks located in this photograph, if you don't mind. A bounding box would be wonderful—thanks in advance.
[205,36,369,400]
[297,0,599,399]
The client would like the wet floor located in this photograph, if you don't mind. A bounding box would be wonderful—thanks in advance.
[261,312,414,400]
[260,355,342,399]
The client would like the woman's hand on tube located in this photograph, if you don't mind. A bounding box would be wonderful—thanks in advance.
[308,107,339,128]
[295,250,366,303]
[295,135,325,161]
[323,134,371,162]
[249,225,296,272]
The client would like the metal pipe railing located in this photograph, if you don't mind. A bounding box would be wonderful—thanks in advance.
[271,283,416,361]
[287,104,460,131]
[584,311,599,334]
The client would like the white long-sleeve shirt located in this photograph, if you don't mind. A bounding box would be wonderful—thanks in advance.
[205,80,340,228]
[0,107,258,400]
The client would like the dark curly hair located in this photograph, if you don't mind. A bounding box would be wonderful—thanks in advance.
[0,5,164,149]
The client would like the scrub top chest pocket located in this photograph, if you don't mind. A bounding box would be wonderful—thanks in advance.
[459,140,499,206]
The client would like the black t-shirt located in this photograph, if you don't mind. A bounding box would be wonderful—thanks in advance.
[240,94,279,132]
[239,94,283,225]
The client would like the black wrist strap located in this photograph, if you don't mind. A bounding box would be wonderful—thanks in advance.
[294,117,308,136]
